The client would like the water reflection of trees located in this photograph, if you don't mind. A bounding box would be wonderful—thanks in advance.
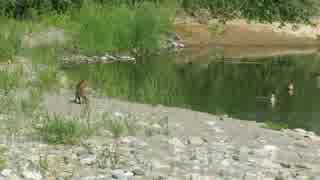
[176,54,320,133]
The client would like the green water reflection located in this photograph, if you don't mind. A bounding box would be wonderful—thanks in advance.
[65,53,320,133]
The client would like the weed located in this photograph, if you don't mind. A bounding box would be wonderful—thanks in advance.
[37,114,84,145]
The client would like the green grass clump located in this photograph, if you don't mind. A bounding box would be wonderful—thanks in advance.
[37,114,85,145]
[0,67,25,95]
[0,146,7,170]
[261,121,289,131]
[0,17,24,61]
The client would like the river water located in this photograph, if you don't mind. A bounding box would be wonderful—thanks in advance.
[66,51,320,133]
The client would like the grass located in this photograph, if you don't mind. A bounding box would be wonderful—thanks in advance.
[0,17,24,61]
[36,114,87,145]
[261,121,289,131]
[0,145,7,170]
[0,66,25,95]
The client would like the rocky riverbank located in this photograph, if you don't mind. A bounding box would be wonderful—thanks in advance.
[0,89,319,180]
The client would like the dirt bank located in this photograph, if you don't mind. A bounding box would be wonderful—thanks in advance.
[174,17,320,59]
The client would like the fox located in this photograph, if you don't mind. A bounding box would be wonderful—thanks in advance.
[74,80,89,104]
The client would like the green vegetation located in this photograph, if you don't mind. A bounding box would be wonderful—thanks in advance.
[0,145,7,170]
[261,121,289,131]
[181,0,317,24]
[37,114,86,144]
[1,0,318,24]
[0,18,24,60]
[0,66,25,95]
[69,2,172,56]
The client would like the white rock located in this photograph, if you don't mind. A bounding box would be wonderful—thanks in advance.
[261,159,281,169]
[168,138,185,148]
[294,128,307,134]
[213,127,224,133]
[206,121,216,126]
[22,170,42,180]
[111,169,133,180]
[187,136,205,146]
[244,172,263,180]
[1,169,12,177]
[118,56,136,61]
[80,155,97,165]
[151,160,170,170]
[293,140,308,148]
[221,159,231,167]
[114,112,126,118]
[192,166,200,170]
[185,173,201,180]
[255,145,278,160]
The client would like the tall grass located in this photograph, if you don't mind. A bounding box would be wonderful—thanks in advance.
[67,2,173,56]
[0,17,24,61]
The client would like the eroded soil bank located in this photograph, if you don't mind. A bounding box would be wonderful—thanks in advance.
[174,17,320,60]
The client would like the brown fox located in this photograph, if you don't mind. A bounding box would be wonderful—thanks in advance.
[74,80,89,104]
